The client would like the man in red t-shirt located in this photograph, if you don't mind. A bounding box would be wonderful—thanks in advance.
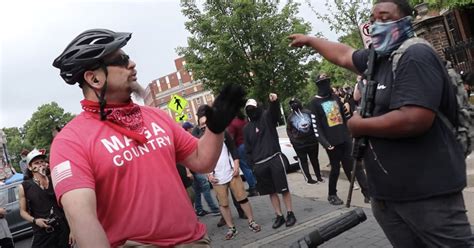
[51,29,245,247]
[227,112,258,196]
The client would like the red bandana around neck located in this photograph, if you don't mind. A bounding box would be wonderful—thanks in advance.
[81,99,148,144]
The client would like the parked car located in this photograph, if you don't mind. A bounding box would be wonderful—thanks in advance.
[1,180,33,240]
[279,137,300,173]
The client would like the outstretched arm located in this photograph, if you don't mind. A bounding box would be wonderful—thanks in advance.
[289,34,358,73]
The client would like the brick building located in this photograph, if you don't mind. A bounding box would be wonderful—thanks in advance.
[144,57,215,125]
[413,3,474,74]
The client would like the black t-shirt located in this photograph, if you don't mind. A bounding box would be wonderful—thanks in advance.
[177,164,193,188]
[23,179,66,232]
[244,101,281,164]
[286,109,319,150]
[308,95,351,147]
[352,44,466,201]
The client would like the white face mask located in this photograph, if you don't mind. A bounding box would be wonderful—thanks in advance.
[370,16,414,56]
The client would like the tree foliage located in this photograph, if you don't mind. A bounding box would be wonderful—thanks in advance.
[409,0,474,9]
[23,102,74,153]
[2,127,30,168]
[306,0,371,36]
[305,0,371,89]
[178,0,315,102]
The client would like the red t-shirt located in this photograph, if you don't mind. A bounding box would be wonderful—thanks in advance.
[50,106,205,247]
[227,118,247,147]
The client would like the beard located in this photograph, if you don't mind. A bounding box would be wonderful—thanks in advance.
[131,81,146,102]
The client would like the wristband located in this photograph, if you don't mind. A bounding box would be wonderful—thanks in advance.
[32,218,36,225]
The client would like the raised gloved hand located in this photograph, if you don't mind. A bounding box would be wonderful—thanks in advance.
[202,83,246,134]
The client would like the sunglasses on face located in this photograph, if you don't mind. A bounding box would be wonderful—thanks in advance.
[32,160,47,165]
[103,54,130,67]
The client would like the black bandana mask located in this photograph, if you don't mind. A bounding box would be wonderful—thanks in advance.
[246,106,262,122]
[289,99,303,112]
[316,78,332,97]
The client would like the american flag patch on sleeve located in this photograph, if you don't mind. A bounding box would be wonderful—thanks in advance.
[52,160,73,187]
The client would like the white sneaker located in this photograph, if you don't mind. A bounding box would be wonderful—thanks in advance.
[353,183,360,190]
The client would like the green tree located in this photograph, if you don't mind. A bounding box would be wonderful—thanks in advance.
[409,0,473,9]
[23,102,74,152]
[306,0,371,37]
[2,127,30,170]
[178,0,315,102]
[305,0,372,88]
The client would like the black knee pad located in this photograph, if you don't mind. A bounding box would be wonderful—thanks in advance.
[238,198,249,204]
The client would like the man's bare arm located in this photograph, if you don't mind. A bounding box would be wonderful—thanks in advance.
[182,131,224,174]
[61,188,110,248]
[348,106,435,138]
[289,34,358,73]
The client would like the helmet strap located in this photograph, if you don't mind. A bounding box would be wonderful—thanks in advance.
[98,65,109,121]
[86,65,110,121]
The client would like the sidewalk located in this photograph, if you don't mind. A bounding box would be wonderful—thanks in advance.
[193,127,474,247]
[198,193,390,248]
[201,143,389,248]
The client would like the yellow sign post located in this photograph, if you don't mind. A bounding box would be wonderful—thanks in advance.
[168,94,188,114]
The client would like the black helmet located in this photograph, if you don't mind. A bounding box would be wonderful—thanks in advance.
[53,29,132,85]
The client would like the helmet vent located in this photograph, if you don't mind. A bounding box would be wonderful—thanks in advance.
[76,49,104,59]
[63,49,79,60]
[90,37,114,45]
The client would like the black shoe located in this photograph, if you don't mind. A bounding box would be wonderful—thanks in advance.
[327,195,344,205]
[217,217,226,227]
[196,210,209,216]
[364,196,371,204]
[306,179,318,185]
[317,178,325,183]
[272,215,285,229]
[248,188,259,197]
[285,211,296,227]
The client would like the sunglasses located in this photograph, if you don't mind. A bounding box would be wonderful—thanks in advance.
[32,160,47,165]
[103,54,130,67]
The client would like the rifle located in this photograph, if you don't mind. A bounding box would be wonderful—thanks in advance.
[346,47,378,208]
[290,208,367,248]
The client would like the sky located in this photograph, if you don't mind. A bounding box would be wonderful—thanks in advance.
[0,0,339,128]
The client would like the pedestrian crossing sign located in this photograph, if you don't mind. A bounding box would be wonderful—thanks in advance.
[175,113,188,122]
[168,94,188,114]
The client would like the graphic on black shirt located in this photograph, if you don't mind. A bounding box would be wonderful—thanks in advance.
[321,100,343,127]
[289,111,311,133]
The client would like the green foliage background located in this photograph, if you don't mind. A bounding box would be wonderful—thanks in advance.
[2,102,74,169]
[178,1,315,105]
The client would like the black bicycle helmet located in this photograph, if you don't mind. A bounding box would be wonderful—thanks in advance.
[53,29,131,85]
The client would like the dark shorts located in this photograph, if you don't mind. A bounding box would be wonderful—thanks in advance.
[253,154,289,195]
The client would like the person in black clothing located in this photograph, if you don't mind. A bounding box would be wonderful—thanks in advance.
[177,164,194,203]
[19,149,72,248]
[244,93,296,229]
[289,0,473,246]
[286,97,324,184]
[308,76,370,205]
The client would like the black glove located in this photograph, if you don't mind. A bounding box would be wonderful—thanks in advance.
[203,83,246,134]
